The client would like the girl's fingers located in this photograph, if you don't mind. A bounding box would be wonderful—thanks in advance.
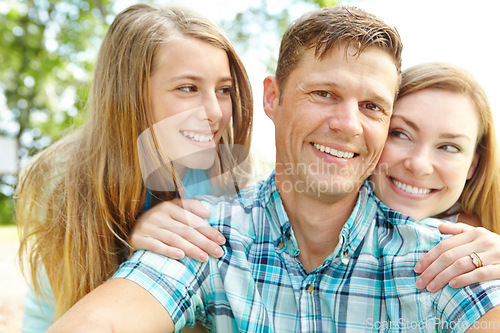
[135,227,214,262]
[173,198,212,219]
[164,222,224,259]
[165,200,225,245]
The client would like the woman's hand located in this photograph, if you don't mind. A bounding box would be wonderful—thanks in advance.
[129,198,225,262]
[414,223,500,292]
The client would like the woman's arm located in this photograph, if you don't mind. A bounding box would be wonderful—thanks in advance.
[129,198,225,261]
[415,222,500,292]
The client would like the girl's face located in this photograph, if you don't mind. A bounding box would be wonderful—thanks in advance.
[149,37,233,170]
[371,88,480,220]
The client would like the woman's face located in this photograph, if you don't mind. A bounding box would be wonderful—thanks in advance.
[371,88,480,220]
[148,37,233,170]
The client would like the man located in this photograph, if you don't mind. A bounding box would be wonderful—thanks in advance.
[49,6,500,332]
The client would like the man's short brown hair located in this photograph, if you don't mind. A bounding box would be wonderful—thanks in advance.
[275,6,403,92]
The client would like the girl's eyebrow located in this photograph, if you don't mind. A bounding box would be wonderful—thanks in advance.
[170,74,233,83]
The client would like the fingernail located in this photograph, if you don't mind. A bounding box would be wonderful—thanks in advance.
[414,263,422,273]
[213,247,223,257]
[176,251,185,259]
[217,235,226,245]
[199,252,209,262]
[427,281,436,292]
[415,278,424,289]
[449,279,457,288]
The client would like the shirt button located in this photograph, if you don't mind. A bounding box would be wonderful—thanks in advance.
[343,250,349,258]
[277,242,284,249]
[306,284,314,293]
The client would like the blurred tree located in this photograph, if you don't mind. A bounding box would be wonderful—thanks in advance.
[0,0,112,224]
[0,0,334,225]
[221,0,336,73]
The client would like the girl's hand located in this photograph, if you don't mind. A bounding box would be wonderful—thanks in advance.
[129,198,225,262]
[414,223,500,292]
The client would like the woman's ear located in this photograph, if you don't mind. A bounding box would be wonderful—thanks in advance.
[467,153,480,180]
[263,76,280,123]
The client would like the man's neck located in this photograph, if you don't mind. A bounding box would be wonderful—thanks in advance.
[276,177,359,272]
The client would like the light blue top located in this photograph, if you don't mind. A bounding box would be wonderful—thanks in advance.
[22,168,211,332]
[114,173,500,333]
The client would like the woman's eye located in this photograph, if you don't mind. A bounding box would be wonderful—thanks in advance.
[178,85,197,93]
[314,90,332,98]
[389,130,409,140]
[440,144,460,153]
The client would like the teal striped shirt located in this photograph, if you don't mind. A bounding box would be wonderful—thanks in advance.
[114,172,500,332]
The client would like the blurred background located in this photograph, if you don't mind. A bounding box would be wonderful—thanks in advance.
[1,0,499,331]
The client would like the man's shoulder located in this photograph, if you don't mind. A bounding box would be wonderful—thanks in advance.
[196,177,269,214]
[366,189,444,253]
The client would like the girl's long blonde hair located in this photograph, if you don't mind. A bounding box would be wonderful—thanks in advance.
[17,3,253,319]
[399,62,500,232]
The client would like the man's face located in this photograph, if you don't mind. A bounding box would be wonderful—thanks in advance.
[264,44,399,202]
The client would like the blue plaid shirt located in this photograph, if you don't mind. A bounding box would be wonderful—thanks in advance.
[114,172,500,332]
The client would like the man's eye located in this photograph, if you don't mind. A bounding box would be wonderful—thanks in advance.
[314,90,332,98]
[364,102,382,112]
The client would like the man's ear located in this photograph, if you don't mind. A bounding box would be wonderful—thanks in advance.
[467,153,480,180]
[263,75,280,123]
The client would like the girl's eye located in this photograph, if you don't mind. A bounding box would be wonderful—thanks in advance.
[217,86,233,95]
[314,90,332,98]
[389,130,409,140]
[440,144,460,153]
[178,85,197,93]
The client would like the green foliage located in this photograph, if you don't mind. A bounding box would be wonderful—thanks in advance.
[0,192,15,225]
[220,0,336,74]
[0,0,111,224]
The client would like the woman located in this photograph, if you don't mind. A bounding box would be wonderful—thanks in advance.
[16,4,253,331]
[145,62,500,294]
[371,62,500,292]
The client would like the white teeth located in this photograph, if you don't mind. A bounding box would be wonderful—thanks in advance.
[313,143,355,159]
[391,179,431,195]
[181,131,214,143]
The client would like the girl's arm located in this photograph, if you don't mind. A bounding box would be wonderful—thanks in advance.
[22,278,55,332]
[129,198,225,261]
[415,222,500,292]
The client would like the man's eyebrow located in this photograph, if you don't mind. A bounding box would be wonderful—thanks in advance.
[306,79,394,105]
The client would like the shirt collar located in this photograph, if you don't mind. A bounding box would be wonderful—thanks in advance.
[263,174,384,263]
